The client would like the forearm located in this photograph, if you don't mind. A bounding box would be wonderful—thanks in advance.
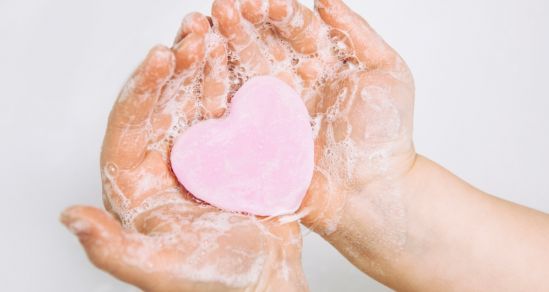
[323,155,549,291]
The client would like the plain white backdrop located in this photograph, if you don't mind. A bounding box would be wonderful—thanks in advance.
[1,0,548,291]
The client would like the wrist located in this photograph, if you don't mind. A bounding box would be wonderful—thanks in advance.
[310,154,440,288]
[300,142,417,235]
[321,155,498,291]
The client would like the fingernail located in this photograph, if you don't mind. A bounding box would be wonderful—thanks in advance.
[173,33,197,51]
[60,209,91,237]
[150,45,174,63]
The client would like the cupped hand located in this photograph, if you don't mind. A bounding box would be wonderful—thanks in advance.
[61,15,307,292]
[210,0,415,239]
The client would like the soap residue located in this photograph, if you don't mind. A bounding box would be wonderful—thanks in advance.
[100,0,413,288]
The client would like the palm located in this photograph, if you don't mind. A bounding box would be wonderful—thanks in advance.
[210,0,415,233]
[62,13,305,291]
[101,146,277,291]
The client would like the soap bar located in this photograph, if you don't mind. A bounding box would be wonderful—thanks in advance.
[170,76,314,216]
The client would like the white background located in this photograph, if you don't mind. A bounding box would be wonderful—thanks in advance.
[1,0,548,291]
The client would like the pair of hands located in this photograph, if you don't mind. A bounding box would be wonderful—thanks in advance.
[61,0,416,290]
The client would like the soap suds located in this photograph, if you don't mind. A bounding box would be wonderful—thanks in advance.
[99,1,412,288]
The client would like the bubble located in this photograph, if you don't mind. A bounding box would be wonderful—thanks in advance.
[291,58,299,66]
[104,162,118,178]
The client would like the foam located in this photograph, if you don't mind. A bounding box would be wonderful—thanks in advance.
[99,1,409,286]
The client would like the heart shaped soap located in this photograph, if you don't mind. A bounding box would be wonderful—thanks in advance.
[170,76,314,216]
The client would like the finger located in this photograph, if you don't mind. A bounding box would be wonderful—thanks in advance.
[212,0,246,46]
[152,33,205,143]
[173,33,205,74]
[297,59,322,87]
[268,0,322,55]
[239,0,268,25]
[102,46,175,170]
[171,32,206,123]
[158,27,206,106]
[173,12,211,45]
[202,37,230,118]
[236,0,290,64]
[173,11,228,118]
[105,151,178,212]
[212,0,270,74]
[60,206,154,289]
[315,0,398,69]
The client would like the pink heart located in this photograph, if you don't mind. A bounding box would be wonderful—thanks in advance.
[170,76,314,216]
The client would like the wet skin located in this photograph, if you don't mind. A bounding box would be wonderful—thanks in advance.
[61,0,415,290]
[63,0,549,291]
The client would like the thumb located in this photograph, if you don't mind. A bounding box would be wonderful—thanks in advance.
[60,206,152,288]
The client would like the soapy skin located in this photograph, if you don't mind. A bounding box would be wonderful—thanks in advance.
[60,0,549,291]
[210,0,416,286]
[60,0,414,290]
[61,27,307,292]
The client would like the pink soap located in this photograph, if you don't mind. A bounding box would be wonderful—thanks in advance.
[170,76,314,216]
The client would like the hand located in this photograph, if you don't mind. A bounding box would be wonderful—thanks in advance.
[210,0,415,237]
[61,17,307,291]
[188,2,549,292]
